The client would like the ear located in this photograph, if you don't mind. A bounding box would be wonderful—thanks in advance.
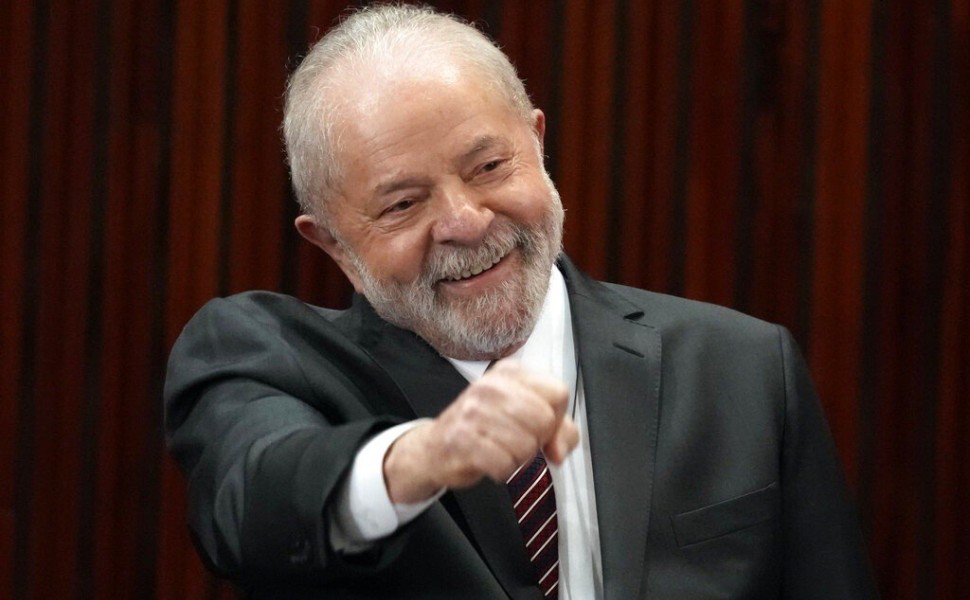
[294,214,364,292]
[531,109,546,152]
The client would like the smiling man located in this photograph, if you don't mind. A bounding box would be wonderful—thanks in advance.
[294,60,564,363]
[165,5,876,599]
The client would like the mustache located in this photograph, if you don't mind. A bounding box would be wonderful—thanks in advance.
[420,223,530,286]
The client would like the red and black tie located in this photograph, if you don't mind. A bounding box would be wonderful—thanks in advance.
[506,453,559,597]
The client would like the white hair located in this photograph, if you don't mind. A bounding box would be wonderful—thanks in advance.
[282,3,535,225]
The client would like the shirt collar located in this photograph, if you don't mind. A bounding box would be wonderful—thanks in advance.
[446,267,573,385]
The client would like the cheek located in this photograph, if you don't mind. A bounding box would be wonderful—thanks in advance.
[359,230,432,283]
[501,178,554,222]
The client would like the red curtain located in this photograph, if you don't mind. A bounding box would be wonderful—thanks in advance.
[1,1,967,597]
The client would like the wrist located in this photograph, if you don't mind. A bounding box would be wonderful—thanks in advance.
[383,422,442,503]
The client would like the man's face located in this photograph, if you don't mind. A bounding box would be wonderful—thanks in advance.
[298,67,564,360]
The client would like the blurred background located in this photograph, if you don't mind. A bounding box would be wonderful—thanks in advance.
[1,0,967,598]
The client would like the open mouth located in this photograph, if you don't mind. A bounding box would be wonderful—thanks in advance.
[440,248,510,283]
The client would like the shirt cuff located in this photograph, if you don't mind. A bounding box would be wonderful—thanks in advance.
[329,419,443,552]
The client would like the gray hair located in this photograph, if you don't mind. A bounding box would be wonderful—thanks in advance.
[282,3,535,224]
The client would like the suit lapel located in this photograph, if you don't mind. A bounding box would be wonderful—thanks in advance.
[353,297,542,600]
[344,259,663,600]
[561,259,662,600]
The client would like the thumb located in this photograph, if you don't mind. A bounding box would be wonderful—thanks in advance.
[542,416,579,464]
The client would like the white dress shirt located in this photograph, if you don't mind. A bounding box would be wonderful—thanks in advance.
[330,267,603,599]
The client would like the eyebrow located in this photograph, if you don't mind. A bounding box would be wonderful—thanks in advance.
[373,176,429,197]
[458,135,506,164]
[371,135,511,198]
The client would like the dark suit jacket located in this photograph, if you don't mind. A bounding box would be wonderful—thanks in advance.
[164,257,876,599]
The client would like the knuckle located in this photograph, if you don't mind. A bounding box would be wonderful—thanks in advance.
[551,383,569,404]
[459,399,481,420]
[470,453,497,479]
[474,378,506,401]
[536,403,558,431]
[457,395,493,423]
[439,421,472,452]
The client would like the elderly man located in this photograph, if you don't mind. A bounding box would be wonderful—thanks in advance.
[165,5,876,599]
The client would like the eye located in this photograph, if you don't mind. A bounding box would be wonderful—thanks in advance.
[383,199,416,215]
[477,157,512,179]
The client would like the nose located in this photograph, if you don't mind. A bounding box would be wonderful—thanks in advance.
[430,184,493,245]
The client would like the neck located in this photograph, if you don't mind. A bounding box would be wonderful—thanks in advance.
[440,338,528,362]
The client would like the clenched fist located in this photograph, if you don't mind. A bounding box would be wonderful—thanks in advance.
[383,360,580,503]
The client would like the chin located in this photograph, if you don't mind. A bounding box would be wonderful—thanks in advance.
[417,291,541,360]
[419,322,532,361]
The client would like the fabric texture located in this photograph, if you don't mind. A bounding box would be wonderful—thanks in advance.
[506,454,559,596]
[164,256,878,599]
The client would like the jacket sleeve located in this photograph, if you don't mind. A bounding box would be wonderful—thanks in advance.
[777,326,879,598]
[163,295,408,584]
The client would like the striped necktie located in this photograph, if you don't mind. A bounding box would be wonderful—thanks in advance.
[506,453,559,597]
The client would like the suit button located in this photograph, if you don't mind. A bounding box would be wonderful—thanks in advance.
[288,537,311,565]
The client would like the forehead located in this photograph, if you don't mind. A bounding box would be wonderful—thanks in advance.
[330,65,528,186]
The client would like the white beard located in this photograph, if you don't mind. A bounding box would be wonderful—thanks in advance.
[346,180,565,360]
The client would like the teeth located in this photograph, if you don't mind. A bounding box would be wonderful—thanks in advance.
[445,251,506,282]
